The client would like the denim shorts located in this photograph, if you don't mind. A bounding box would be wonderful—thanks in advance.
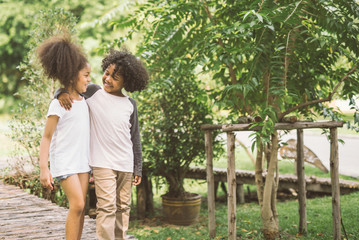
[55,173,76,182]
[55,171,91,182]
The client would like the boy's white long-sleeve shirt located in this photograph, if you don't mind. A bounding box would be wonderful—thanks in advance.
[86,88,134,173]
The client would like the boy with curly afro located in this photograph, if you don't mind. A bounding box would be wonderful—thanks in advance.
[56,49,149,240]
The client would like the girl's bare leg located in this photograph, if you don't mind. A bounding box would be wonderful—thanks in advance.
[77,173,89,240]
[61,173,89,240]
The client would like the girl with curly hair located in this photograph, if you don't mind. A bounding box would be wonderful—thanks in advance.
[37,34,91,239]
[56,49,149,240]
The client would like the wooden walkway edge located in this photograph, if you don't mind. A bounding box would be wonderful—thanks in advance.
[186,166,359,194]
[0,181,97,240]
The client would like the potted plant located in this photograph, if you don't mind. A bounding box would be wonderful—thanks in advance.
[137,70,217,225]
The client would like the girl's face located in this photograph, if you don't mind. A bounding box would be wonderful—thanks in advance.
[75,63,91,93]
[102,64,124,96]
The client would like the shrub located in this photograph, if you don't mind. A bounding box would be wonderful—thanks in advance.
[137,67,220,198]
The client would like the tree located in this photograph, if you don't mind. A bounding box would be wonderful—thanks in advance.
[0,1,40,108]
[0,0,133,112]
[110,0,359,238]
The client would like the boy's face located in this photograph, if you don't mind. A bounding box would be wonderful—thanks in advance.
[102,64,124,96]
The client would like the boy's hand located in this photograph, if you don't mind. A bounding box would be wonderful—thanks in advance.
[40,168,54,190]
[133,176,141,186]
[58,92,73,110]
[89,174,94,183]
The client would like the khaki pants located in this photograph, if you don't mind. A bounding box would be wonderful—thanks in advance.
[93,167,133,240]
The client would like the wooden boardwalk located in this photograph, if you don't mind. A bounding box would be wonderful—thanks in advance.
[186,166,359,194]
[0,181,97,240]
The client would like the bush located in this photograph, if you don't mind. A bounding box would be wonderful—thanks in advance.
[137,68,219,198]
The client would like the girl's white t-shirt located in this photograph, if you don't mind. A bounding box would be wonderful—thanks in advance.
[86,89,134,173]
[46,98,91,177]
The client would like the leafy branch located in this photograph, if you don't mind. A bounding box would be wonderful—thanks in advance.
[202,0,252,113]
[279,65,358,120]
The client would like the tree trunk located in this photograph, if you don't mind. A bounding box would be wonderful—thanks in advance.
[136,171,154,219]
[255,139,264,208]
[261,131,279,239]
[166,172,186,198]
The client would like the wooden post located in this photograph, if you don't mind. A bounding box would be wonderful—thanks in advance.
[296,129,307,233]
[330,127,341,240]
[237,184,245,204]
[205,130,216,238]
[227,132,236,240]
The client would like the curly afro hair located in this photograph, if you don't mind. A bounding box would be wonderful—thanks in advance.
[101,49,149,92]
[36,34,88,89]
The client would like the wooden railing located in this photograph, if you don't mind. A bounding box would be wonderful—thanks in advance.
[185,166,359,195]
[201,121,344,240]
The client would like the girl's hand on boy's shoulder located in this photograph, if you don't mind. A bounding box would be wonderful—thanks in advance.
[133,176,141,186]
[58,92,73,110]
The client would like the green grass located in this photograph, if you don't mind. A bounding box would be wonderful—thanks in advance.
[128,191,359,239]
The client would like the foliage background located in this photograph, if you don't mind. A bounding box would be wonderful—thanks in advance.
[0,0,144,113]
[1,0,359,239]
[111,0,359,139]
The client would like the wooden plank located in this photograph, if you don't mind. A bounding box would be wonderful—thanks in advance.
[222,121,344,131]
[330,127,341,240]
[205,130,216,238]
[184,166,359,194]
[237,184,245,204]
[200,121,345,132]
[0,182,96,240]
[296,129,307,233]
[227,132,236,240]
[201,124,223,130]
